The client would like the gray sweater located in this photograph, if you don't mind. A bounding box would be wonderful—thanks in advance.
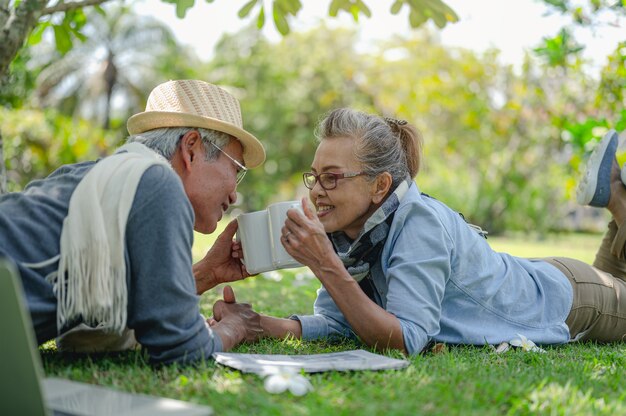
[0,160,222,364]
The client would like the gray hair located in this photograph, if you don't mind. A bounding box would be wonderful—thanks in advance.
[315,108,423,188]
[127,127,232,161]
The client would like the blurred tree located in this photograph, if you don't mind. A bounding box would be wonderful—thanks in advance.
[533,27,584,68]
[0,0,457,84]
[598,40,626,115]
[535,0,626,150]
[368,35,600,233]
[0,49,38,109]
[225,0,458,35]
[34,5,182,130]
[207,25,599,233]
[0,17,607,233]
[1,0,455,194]
[206,26,375,210]
[6,2,616,235]
[0,13,200,192]
[0,106,119,192]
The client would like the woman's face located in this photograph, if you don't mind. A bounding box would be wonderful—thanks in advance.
[308,136,381,239]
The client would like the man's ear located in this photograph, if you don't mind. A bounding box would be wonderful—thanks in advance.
[372,172,393,204]
[178,130,201,170]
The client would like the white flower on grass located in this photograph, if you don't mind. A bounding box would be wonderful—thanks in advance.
[509,334,546,353]
[263,367,313,396]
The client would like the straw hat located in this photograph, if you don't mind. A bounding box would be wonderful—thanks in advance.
[127,80,265,168]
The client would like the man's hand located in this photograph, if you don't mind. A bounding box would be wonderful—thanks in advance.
[210,286,262,350]
[193,220,251,295]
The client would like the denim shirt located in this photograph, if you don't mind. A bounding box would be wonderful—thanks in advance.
[294,182,573,354]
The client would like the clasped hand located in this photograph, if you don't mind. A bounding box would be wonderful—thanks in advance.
[193,219,251,295]
[209,286,262,349]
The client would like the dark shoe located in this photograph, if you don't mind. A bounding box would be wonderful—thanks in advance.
[576,130,618,207]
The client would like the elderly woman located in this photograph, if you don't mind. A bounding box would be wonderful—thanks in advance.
[226,108,626,354]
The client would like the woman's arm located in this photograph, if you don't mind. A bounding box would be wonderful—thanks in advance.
[282,198,406,354]
[309,255,406,353]
[260,315,302,338]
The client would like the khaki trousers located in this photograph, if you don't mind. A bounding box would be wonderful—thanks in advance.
[541,220,626,342]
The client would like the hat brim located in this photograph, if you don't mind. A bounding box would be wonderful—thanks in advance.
[127,111,266,168]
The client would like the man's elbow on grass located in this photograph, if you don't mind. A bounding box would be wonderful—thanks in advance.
[146,325,223,366]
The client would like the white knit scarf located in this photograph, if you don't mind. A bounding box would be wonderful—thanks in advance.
[24,143,171,334]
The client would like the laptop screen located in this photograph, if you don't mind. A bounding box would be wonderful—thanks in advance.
[0,258,212,416]
[0,258,49,415]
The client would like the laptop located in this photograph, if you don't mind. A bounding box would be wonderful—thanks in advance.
[0,258,213,416]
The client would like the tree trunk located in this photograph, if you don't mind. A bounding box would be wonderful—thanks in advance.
[0,0,47,193]
[103,52,118,130]
[0,128,6,194]
[0,0,111,192]
[2,0,115,81]
[0,0,48,83]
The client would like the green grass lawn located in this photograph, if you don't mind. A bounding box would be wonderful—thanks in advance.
[42,231,625,415]
[487,232,602,265]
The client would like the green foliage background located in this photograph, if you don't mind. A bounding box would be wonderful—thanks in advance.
[1,2,626,235]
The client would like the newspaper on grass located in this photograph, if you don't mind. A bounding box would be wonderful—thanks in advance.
[212,349,409,374]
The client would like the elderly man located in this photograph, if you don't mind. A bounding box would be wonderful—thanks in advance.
[0,80,264,364]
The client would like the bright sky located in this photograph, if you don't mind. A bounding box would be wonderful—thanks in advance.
[133,0,624,73]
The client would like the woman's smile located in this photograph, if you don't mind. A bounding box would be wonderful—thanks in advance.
[316,204,333,217]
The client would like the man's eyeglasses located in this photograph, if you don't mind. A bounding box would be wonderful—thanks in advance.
[302,171,364,190]
[209,141,247,184]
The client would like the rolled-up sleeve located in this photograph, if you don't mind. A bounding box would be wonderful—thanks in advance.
[291,285,357,341]
[382,203,453,355]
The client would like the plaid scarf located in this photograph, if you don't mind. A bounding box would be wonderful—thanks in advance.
[329,181,487,302]
[330,180,411,300]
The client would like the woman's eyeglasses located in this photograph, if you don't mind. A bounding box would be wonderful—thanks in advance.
[302,171,364,190]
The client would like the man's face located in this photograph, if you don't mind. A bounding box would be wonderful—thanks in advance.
[179,135,244,234]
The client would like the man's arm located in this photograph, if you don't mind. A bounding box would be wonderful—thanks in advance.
[211,286,301,341]
[124,166,221,364]
[193,220,251,295]
[210,286,263,350]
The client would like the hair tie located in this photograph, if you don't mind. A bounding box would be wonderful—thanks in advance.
[384,117,408,127]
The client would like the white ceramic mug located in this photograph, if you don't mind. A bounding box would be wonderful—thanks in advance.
[267,200,303,270]
[236,209,274,274]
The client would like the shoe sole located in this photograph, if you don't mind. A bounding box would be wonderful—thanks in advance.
[576,130,618,207]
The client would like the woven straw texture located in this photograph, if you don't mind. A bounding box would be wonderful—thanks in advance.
[127,80,265,168]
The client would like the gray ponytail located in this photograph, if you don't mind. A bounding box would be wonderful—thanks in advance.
[316,108,423,188]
